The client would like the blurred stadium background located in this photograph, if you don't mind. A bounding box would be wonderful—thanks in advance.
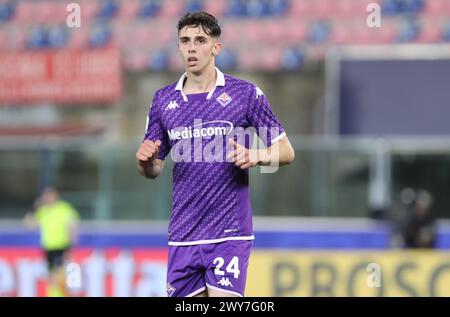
[1,0,450,297]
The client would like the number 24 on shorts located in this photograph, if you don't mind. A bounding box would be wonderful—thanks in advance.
[213,256,240,278]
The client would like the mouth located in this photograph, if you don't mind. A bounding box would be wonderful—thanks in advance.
[187,57,198,66]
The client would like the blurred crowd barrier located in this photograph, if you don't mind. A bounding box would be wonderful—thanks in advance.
[1,136,450,220]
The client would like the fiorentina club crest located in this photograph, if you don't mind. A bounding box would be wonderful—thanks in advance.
[216,92,232,107]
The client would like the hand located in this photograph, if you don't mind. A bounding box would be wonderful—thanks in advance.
[136,140,161,163]
[227,139,258,169]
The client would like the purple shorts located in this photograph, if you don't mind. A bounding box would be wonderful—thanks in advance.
[167,240,253,297]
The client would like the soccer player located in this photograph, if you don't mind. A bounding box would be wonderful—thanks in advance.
[136,11,295,297]
[24,187,79,297]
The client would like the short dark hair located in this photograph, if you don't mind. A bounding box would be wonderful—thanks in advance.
[177,11,221,38]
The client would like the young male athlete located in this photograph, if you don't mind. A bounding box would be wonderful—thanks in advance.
[136,11,295,297]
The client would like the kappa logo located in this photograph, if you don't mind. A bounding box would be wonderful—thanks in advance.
[255,86,264,99]
[167,283,176,296]
[216,92,232,107]
[217,277,234,288]
[165,100,180,111]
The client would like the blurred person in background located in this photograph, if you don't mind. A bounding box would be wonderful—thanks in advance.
[136,12,295,297]
[24,187,80,297]
[389,188,436,249]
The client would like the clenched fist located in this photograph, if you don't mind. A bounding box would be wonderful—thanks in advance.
[136,140,161,162]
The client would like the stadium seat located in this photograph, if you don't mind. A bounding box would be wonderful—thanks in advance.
[441,21,450,41]
[221,21,243,46]
[310,0,336,19]
[88,23,112,48]
[375,19,397,43]
[7,28,26,51]
[47,25,69,49]
[308,20,331,43]
[204,0,228,17]
[396,17,421,42]
[0,28,7,50]
[329,21,352,44]
[285,20,308,44]
[280,47,303,70]
[154,22,175,47]
[117,0,140,19]
[168,48,184,71]
[0,0,15,22]
[416,17,442,43]
[334,0,357,17]
[265,19,288,43]
[381,0,402,15]
[49,1,68,24]
[26,26,48,49]
[158,0,184,18]
[422,0,448,14]
[402,0,425,13]
[245,0,267,17]
[215,48,238,70]
[239,45,281,70]
[36,1,59,24]
[67,27,89,49]
[123,48,150,71]
[267,0,290,16]
[14,1,35,23]
[97,0,119,19]
[245,20,265,43]
[185,0,204,13]
[227,0,246,16]
[288,0,312,17]
[138,0,161,18]
[261,47,282,70]
[78,0,100,21]
[149,49,170,71]
[239,46,260,69]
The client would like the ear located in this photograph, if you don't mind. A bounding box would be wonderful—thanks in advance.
[212,41,222,56]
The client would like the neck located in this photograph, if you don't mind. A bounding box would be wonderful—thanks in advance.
[184,64,216,94]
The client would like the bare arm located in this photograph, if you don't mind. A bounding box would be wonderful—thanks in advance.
[136,140,165,179]
[227,135,295,169]
[256,135,295,167]
[23,212,38,230]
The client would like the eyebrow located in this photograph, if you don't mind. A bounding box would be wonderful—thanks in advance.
[179,36,208,41]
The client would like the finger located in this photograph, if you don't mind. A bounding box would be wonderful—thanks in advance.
[229,138,243,150]
[235,158,247,167]
[136,153,149,161]
[142,141,157,150]
[143,140,155,146]
[226,150,238,162]
[143,140,160,151]
[236,151,247,162]
[240,162,254,169]
[140,148,155,158]
[142,144,157,153]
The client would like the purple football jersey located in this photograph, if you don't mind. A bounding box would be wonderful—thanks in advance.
[143,68,285,245]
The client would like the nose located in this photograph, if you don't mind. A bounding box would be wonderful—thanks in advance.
[188,41,196,53]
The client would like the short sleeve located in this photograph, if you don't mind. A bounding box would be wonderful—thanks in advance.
[246,85,286,147]
[35,207,44,223]
[142,92,171,160]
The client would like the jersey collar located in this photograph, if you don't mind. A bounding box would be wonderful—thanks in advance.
[175,67,225,102]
